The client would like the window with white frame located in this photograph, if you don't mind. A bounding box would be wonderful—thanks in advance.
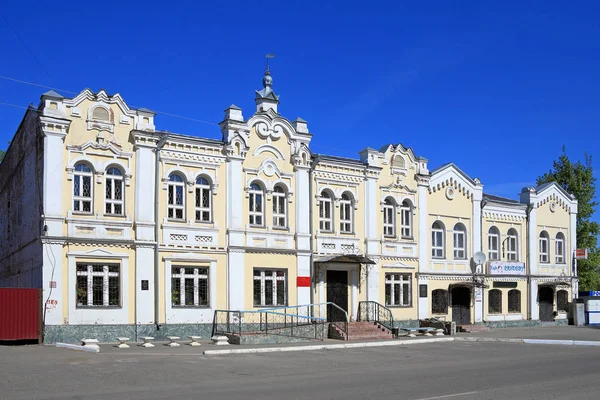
[76,264,120,307]
[105,166,124,215]
[195,176,212,222]
[453,223,466,259]
[248,182,264,226]
[385,273,411,306]
[555,232,565,264]
[171,266,209,307]
[340,192,353,233]
[539,231,550,263]
[383,198,396,237]
[431,221,445,258]
[92,106,110,121]
[488,226,500,261]
[507,228,518,261]
[319,191,333,232]
[167,173,185,220]
[253,269,287,306]
[272,185,287,228]
[400,200,413,238]
[73,163,93,213]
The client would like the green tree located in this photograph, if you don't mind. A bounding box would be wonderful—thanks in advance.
[537,147,600,290]
[0,149,4,163]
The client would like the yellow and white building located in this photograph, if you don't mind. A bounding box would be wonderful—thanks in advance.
[0,68,579,343]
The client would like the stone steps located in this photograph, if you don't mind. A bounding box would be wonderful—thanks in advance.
[329,321,393,341]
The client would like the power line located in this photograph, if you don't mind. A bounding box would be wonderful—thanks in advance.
[0,101,33,111]
[0,14,51,78]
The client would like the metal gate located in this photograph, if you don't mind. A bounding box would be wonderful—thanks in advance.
[326,270,348,322]
[451,286,471,325]
[539,286,554,321]
[0,288,42,342]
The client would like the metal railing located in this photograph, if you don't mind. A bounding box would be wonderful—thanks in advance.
[357,301,394,332]
[211,302,349,341]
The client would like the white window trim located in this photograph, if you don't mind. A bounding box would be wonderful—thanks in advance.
[507,231,518,261]
[400,201,412,238]
[383,199,396,237]
[73,165,93,214]
[555,235,565,264]
[171,267,210,307]
[168,176,186,221]
[385,273,412,307]
[272,186,287,228]
[249,184,265,227]
[253,269,287,307]
[319,193,333,232]
[76,264,120,307]
[488,230,500,261]
[453,226,466,259]
[340,195,353,233]
[539,234,549,263]
[432,224,445,258]
[105,168,124,216]
[195,178,212,223]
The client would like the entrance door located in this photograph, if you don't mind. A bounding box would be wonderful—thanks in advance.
[326,270,348,322]
[451,287,471,325]
[539,287,554,321]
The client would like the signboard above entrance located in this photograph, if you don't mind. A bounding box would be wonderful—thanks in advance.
[489,262,526,276]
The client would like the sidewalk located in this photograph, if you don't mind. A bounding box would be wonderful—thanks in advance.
[459,325,600,342]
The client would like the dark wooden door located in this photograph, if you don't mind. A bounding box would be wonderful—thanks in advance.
[539,287,554,321]
[326,270,348,322]
[451,287,471,325]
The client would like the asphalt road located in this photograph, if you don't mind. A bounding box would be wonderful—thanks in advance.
[2,341,600,399]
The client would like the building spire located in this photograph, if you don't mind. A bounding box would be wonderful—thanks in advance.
[255,54,279,113]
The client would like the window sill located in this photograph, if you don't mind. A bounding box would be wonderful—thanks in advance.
[172,305,211,309]
[488,312,503,315]
[167,218,186,223]
[385,305,413,308]
[339,231,355,236]
[253,305,288,308]
[401,236,414,241]
[249,225,266,229]
[431,257,446,260]
[72,211,94,216]
[383,235,397,240]
[76,306,122,309]
[194,220,214,225]
[104,213,126,218]
[319,230,335,234]
[272,226,290,232]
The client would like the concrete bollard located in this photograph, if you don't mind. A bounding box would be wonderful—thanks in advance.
[189,336,202,346]
[116,337,130,349]
[81,338,100,351]
[211,335,230,346]
[140,337,155,348]
[167,336,181,347]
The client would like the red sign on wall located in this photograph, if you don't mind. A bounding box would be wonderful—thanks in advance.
[297,276,311,287]
[575,249,588,260]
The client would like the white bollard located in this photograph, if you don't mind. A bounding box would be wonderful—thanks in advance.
[116,337,130,349]
[167,336,181,347]
[211,335,230,346]
[189,336,202,346]
[81,338,100,351]
[141,337,155,348]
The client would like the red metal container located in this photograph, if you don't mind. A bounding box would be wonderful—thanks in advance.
[0,288,42,342]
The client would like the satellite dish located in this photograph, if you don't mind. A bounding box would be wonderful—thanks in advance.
[473,251,486,266]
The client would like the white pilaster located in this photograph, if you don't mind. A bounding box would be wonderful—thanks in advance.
[351,270,358,321]
[472,186,483,323]
[228,250,245,310]
[530,279,539,320]
[474,287,483,322]
[42,130,67,236]
[134,144,157,241]
[364,176,379,255]
[417,181,429,273]
[227,157,245,247]
[528,207,538,275]
[367,263,379,303]
[418,277,428,319]
[296,254,311,306]
[42,243,63,325]
[295,167,311,250]
[569,209,577,277]
[135,246,154,324]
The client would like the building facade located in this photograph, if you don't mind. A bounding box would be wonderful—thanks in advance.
[0,69,579,343]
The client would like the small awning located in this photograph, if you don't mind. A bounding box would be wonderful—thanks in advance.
[314,254,376,264]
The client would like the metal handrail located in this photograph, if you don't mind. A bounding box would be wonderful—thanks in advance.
[357,301,394,332]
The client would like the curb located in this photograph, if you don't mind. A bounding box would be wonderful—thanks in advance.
[455,337,600,347]
[56,343,100,353]
[203,337,454,355]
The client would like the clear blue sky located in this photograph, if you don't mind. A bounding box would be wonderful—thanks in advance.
[0,1,598,212]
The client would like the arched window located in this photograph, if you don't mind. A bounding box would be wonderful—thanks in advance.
[507,228,519,261]
[431,221,445,258]
[508,289,521,313]
[392,154,405,169]
[557,290,569,312]
[105,166,123,215]
[453,223,467,259]
[272,185,287,228]
[340,192,353,233]
[195,176,212,222]
[555,232,565,264]
[319,191,333,232]
[73,163,93,213]
[539,231,550,263]
[400,200,413,238]
[432,289,448,314]
[248,182,264,226]
[488,226,500,261]
[92,107,110,121]
[383,197,396,237]
[489,289,502,314]
[167,173,185,220]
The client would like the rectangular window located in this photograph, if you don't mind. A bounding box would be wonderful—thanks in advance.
[340,201,352,233]
[432,230,444,258]
[105,175,124,215]
[453,230,466,259]
[168,184,185,220]
[555,239,564,264]
[319,198,332,232]
[488,234,499,261]
[195,187,211,222]
[74,174,92,213]
[400,205,412,238]
[539,237,549,263]
[383,204,395,237]
[507,235,518,261]
[385,273,411,307]
[171,266,209,307]
[76,264,120,307]
[253,269,287,307]
[273,192,287,228]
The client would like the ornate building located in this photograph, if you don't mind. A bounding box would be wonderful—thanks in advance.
[0,68,578,343]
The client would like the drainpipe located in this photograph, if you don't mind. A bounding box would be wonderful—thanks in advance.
[154,134,169,330]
